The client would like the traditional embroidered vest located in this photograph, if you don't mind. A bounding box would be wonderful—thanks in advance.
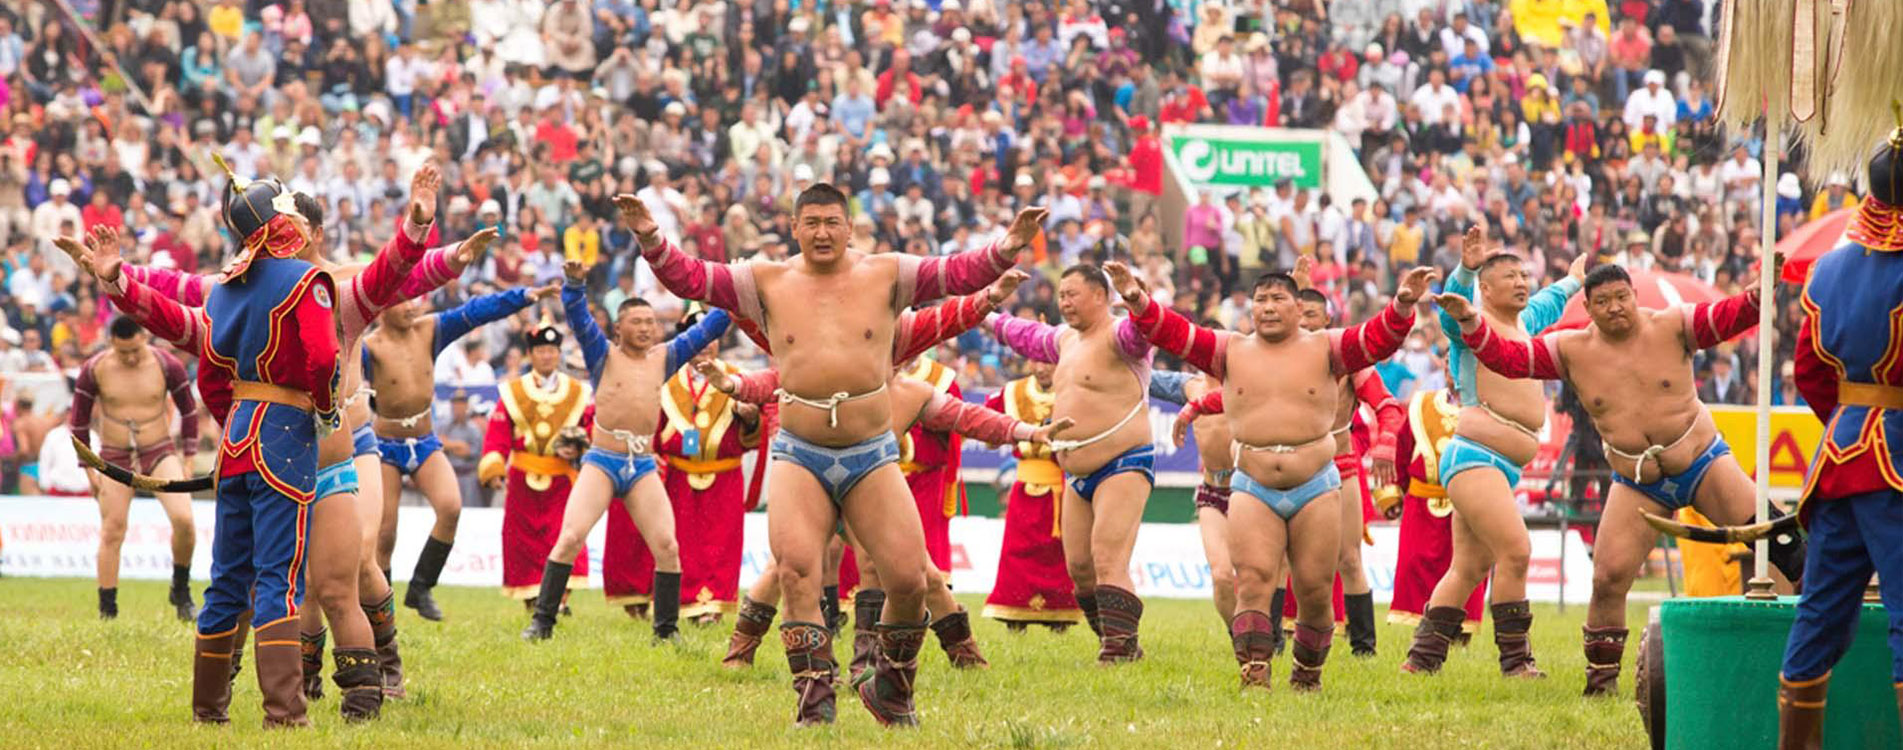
[1004,376,1063,496]
[658,359,746,490]
[1408,388,1460,517]
[499,372,591,491]
[898,358,963,517]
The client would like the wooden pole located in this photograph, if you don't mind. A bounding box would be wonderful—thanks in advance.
[1745,132,1779,599]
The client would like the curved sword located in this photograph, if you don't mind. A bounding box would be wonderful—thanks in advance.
[72,436,215,494]
[1641,510,1800,546]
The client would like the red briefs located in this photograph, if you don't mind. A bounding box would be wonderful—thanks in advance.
[100,442,179,476]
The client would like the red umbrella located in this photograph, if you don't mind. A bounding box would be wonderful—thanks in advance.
[1776,207,1857,283]
[1550,270,1724,331]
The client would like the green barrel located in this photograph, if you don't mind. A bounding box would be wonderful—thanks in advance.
[1661,596,1900,748]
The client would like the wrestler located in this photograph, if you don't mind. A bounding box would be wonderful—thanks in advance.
[1170,369,1240,626]
[94,164,341,727]
[1442,262,1805,696]
[1402,227,1583,679]
[1110,260,1435,692]
[1773,128,1903,747]
[704,352,1071,675]
[983,361,1088,632]
[983,265,1158,665]
[715,279,1023,671]
[518,260,732,643]
[630,184,1033,726]
[363,275,558,621]
[71,316,199,621]
[111,179,485,700]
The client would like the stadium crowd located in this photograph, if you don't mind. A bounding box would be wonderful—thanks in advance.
[0,0,1833,498]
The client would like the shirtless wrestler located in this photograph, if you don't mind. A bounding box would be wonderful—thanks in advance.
[1110,260,1435,692]
[1440,262,1804,696]
[629,184,1034,726]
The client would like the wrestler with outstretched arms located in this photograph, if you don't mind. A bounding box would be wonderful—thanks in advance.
[71,168,445,721]
[1109,260,1435,692]
[1402,226,1584,679]
[1440,262,1803,696]
[1169,369,1239,626]
[363,272,558,622]
[704,351,1071,677]
[1291,269,1405,657]
[628,184,1033,726]
[111,172,486,699]
[713,277,1022,671]
[71,316,200,622]
[518,258,733,643]
[983,265,1158,665]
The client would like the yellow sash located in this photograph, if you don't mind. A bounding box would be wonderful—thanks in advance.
[664,455,744,475]
[511,452,577,480]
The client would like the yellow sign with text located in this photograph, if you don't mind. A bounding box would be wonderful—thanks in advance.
[1706,406,1826,489]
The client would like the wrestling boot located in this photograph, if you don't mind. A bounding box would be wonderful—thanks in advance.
[855,620,927,727]
[364,593,406,698]
[1401,606,1465,674]
[98,587,118,620]
[1095,585,1146,664]
[652,571,682,643]
[405,537,452,622]
[331,648,383,722]
[299,627,327,701]
[191,626,240,723]
[521,561,572,641]
[255,616,312,728]
[1491,601,1545,678]
[930,609,990,669]
[1345,592,1378,657]
[1228,610,1277,690]
[1076,590,1102,638]
[169,565,197,622]
[1581,626,1628,697]
[1776,673,1828,750]
[848,589,886,683]
[1288,622,1335,692]
[1267,588,1287,655]
[822,585,845,635]
[722,597,777,669]
[781,621,837,726]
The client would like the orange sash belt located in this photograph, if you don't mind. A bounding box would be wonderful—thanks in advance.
[233,381,313,411]
[1839,382,1903,410]
[665,455,744,474]
[511,452,577,479]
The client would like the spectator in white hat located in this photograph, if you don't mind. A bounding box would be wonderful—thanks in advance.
[1622,69,1677,130]
[30,179,81,255]
[859,167,898,216]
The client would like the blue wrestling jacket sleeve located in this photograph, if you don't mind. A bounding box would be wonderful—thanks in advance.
[662,308,732,377]
[434,288,533,357]
[1148,369,1192,405]
[562,280,611,382]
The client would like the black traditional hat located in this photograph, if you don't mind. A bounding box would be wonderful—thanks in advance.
[211,153,307,279]
[525,311,563,349]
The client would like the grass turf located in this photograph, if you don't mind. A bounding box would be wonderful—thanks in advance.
[0,577,1650,749]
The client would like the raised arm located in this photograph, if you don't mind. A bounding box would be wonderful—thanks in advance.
[157,348,200,456]
[1443,295,1567,380]
[102,271,210,353]
[121,265,213,306]
[621,194,760,319]
[917,389,1043,446]
[341,215,441,336]
[985,313,1065,364]
[397,244,462,299]
[1331,267,1434,375]
[893,207,1040,307]
[892,269,1027,363]
[1109,262,1229,378]
[433,286,540,357]
[1519,275,1583,334]
[1679,287,1762,353]
[662,308,733,377]
[560,272,610,379]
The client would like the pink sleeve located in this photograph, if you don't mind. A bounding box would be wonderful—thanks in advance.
[1114,315,1153,362]
[104,273,209,353]
[397,244,458,300]
[917,390,1036,446]
[343,217,431,336]
[987,314,1062,363]
[730,369,781,405]
[641,235,762,321]
[894,235,1017,307]
[122,265,212,307]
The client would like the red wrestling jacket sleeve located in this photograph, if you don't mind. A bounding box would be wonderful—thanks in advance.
[1681,288,1761,351]
[104,273,210,353]
[1330,298,1415,374]
[894,291,994,363]
[1352,369,1403,464]
[69,357,99,446]
[1793,309,1838,424]
[640,235,755,319]
[1459,319,1566,380]
[917,390,1036,446]
[292,272,342,420]
[1127,295,1228,379]
[729,369,782,405]
[898,236,1017,306]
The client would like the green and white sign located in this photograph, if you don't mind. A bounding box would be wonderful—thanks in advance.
[1169,135,1323,189]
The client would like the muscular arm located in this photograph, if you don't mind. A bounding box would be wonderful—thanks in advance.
[1457,318,1568,380]
[102,273,210,353]
[344,216,433,329]
[894,236,1017,307]
[1793,302,1838,424]
[1330,298,1417,375]
[157,348,199,454]
[985,314,1064,364]
[561,281,611,380]
[1352,369,1403,463]
[640,234,762,320]
[917,389,1039,446]
[1679,288,1761,353]
[68,360,98,448]
[893,291,995,363]
[1126,294,1229,379]
[432,287,533,357]
[661,308,733,377]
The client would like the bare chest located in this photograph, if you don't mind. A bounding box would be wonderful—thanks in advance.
[593,347,666,428]
[1566,328,1692,419]
[94,359,168,415]
[1225,335,1335,416]
[1052,329,1133,397]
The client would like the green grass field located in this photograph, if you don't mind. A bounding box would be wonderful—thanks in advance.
[0,578,1651,749]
